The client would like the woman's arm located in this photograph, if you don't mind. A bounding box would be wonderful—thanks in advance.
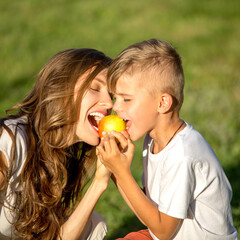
[1,149,110,240]
[59,157,111,240]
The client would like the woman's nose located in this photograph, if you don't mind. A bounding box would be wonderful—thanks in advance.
[100,92,113,109]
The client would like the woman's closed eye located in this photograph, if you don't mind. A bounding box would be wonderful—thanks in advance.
[90,87,100,92]
[89,83,101,92]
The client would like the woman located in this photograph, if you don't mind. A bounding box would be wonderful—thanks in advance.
[0,48,112,239]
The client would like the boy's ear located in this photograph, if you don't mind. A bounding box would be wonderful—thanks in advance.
[157,93,173,113]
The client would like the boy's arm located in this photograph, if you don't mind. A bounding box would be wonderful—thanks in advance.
[97,133,181,240]
[111,174,146,225]
[113,164,181,239]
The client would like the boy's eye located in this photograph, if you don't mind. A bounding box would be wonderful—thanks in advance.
[124,98,131,102]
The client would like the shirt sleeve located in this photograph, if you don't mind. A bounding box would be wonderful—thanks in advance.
[158,155,195,219]
[0,122,27,182]
[0,127,13,166]
[142,134,152,189]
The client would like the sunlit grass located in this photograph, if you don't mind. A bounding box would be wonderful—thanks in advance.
[0,0,239,238]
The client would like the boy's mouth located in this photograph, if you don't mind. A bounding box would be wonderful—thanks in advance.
[124,120,130,130]
[88,112,105,131]
[121,117,130,131]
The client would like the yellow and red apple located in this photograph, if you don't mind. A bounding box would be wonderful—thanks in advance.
[98,115,126,138]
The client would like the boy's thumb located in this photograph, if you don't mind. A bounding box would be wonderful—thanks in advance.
[127,139,135,155]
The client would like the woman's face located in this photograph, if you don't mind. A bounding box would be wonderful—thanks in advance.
[74,69,113,146]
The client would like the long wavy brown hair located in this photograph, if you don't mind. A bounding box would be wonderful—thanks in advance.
[0,48,111,239]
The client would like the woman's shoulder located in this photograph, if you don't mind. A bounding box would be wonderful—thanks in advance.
[2,116,27,129]
[1,116,27,135]
[0,116,28,166]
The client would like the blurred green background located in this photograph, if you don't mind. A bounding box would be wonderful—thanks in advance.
[0,0,239,238]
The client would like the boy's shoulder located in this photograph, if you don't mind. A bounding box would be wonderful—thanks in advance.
[180,122,209,147]
[171,122,219,167]
[143,121,198,146]
[143,122,213,159]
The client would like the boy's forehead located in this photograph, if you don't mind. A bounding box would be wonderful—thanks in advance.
[115,72,141,94]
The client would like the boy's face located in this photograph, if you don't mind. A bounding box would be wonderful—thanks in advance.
[113,72,159,141]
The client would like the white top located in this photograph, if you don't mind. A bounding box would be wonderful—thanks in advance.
[0,117,27,239]
[0,117,106,240]
[142,122,238,240]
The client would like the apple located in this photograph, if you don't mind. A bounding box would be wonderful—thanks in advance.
[98,115,126,138]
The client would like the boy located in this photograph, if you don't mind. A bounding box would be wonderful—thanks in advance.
[97,39,238,239]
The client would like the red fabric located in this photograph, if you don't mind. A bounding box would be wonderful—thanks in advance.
[116,229,153,240]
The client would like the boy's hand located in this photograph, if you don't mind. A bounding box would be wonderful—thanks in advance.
[97,130,135,177]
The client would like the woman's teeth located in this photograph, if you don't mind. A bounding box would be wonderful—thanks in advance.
[89,112,105,120]
[89,112,105,131]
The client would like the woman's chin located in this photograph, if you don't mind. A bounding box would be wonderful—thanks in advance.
[84,135,100,146]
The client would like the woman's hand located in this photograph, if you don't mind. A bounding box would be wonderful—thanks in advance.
[95,149,112,189]
[97,130,135,178]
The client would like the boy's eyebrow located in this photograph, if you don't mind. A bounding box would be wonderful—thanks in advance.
[115,92,133,97]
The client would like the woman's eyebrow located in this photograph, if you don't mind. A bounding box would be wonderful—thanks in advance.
[93,78,106,85]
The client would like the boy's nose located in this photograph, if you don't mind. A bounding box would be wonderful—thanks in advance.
[113,101,120,112]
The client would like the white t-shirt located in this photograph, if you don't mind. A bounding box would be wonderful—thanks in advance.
[142,122,238,240]
[0,117,27,239]
[0,118,107,240]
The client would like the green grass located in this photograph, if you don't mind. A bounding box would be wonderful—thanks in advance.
[0,0,239,238]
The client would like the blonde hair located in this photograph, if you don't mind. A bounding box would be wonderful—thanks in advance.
[108,39,184,111]
[0,48,111,239]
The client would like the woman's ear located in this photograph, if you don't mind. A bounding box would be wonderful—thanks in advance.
[157,93,173,113]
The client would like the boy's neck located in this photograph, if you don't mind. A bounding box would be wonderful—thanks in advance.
[149,115,185,154]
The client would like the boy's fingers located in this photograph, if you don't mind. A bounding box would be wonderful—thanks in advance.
[121,130,131,139]
[111,131,128,150]
[102,134,112,153]
[96,145,104,157]
[97,137,104,148]
[109,134,120,151]
[98,154,104,164]
[97,138,107,154]
[127,139,135,158]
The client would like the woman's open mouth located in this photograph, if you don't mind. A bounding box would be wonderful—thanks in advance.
[88,112,105,132]
[88,112,130,136]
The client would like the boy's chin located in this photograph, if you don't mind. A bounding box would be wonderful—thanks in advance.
[131,131,147,142]
[129,134,140,142]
